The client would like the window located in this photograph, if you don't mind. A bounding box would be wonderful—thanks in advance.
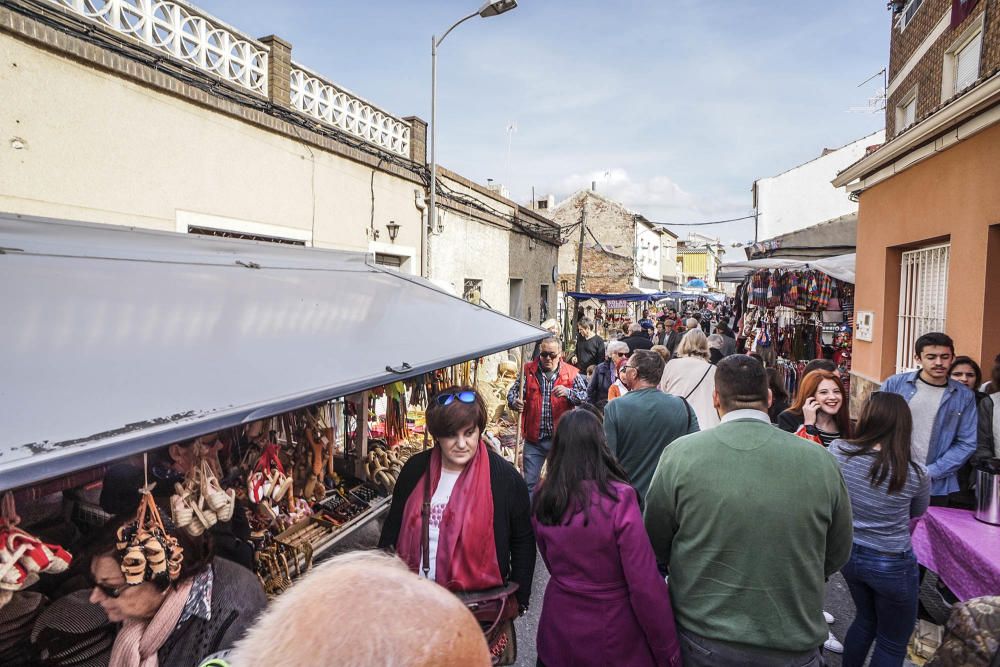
[186,225,306,245]
[540,284,550,320]
[896,244,950,373]
[895,87,918,135]
[509,279,524,318]
[896,0,924,31]
[537,200,548,210]
[463,279,483,305]
[954,30,982,92]
[943,17,984,100]
[374,253,404,270]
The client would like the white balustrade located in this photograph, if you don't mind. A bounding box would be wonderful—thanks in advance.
[290,68,411,158]
[47,0,268,95]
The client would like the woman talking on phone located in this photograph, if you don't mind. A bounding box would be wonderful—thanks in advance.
[778,369,852,447]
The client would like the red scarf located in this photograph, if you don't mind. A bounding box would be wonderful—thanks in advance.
[397,440,502,592]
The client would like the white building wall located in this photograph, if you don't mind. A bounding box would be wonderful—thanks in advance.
[635,223,662,288]
[659,234,679,287]
[755,130,885,240]
[0,36,423,258]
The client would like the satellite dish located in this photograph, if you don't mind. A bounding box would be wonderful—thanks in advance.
[551,265,558,283]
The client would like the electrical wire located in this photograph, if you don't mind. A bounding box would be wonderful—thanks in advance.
[644,214,757,227]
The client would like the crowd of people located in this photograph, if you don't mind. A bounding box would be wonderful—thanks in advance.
[13,315,998,667]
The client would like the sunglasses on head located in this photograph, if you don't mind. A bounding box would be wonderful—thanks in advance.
[436,390,477,406]
[538,352,559,359]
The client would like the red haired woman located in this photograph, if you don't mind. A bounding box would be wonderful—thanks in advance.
[778,370,852,447]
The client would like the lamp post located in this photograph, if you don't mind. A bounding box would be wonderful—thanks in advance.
[425,0,517,277]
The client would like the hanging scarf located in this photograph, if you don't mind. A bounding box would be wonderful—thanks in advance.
[397,440,502,592]
[109,577,194,667]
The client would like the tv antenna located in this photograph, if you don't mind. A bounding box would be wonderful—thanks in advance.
[505,121,517,184]
[848,67,887,113]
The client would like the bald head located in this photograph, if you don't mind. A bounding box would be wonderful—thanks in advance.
[230,551,489,667]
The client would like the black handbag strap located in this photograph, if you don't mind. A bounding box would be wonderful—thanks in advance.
[683,364,713,401]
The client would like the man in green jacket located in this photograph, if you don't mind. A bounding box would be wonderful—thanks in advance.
[643,355,853,666]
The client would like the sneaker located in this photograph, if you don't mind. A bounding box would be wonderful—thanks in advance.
[823,611,835,624]
[824,631,844,654]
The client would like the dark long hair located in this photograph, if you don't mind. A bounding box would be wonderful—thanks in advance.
[842,392,922,494]
[532,409,629,526]
[949,356,982,390]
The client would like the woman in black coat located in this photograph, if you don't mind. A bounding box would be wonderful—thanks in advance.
[379,387,536,612]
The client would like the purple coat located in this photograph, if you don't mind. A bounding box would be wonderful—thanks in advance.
[532,482,680,667]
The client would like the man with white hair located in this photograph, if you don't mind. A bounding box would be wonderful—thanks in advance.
[588,340,630,410]
[226,551,491,667]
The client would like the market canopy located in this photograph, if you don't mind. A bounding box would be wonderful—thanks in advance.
[0,215,547,491]
[717,253,856,284]
[565,290,726,303]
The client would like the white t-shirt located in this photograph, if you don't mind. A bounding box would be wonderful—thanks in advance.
[424,469,461,582]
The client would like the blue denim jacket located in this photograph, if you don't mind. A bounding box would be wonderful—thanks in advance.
[880,371,977,496]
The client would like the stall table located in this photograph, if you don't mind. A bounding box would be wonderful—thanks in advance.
[911,507,1000,601]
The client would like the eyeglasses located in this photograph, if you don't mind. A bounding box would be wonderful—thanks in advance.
[611,351,629,357]
[436,390,477,406]
[91,579,130,599]
[538,352,559,359]
[617,365,636,377]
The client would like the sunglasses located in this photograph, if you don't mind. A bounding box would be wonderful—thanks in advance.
[617,365,636,376]
[538,352,559,359]
[91,579,130,599]
[436,390,477,406]
[611,351,629,357]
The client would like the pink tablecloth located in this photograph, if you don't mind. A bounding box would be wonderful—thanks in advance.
[911,507,1000,601]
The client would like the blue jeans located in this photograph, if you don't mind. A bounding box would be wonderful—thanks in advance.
[840,544,919,667]
[523,438,551,496]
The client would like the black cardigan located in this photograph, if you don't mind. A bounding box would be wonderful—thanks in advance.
[378,448,537,608]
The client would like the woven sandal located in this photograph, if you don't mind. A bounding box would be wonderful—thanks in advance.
[121,546,146,585]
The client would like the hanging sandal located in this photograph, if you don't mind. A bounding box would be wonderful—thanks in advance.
[121,546,146,585]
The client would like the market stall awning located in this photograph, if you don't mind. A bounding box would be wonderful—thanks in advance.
[0,215,548,491]
[717,253,856,284]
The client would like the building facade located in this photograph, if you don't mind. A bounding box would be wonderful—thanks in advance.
[834,0,1000,411]
[552,189,664,294]
[659,228,680,290]
[0,0,558,348]
[677,234,725,289]
[752,130,884,242]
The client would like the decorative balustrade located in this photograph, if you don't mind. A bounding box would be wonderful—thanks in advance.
[290,67,411,158]
[46,0,268,95]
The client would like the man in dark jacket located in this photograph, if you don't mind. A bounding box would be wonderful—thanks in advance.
[621,323,654,354]
[573,317,605,371]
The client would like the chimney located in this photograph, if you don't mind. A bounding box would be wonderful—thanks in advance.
[591,181,597,192]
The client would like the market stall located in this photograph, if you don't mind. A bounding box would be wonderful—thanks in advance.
[0,214,547,603]
[722,254,856,395]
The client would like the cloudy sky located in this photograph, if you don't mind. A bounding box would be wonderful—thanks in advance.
[195,0,889,245]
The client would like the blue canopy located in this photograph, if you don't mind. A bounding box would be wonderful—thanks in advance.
[685,278,708,288]
[566,290,726,303]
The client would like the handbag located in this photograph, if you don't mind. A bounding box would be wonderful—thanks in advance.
[420,433,519,665]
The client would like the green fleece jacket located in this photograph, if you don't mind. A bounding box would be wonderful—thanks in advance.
[643,416,853,652]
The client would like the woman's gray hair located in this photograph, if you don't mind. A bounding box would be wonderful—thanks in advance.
[606,340,628,359]
[707,334,725,350]
[677,328,710,360]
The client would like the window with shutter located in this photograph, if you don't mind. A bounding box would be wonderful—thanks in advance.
[903,98,916,127]
[955,31,982,92]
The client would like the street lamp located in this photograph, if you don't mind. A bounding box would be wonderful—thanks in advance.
[425,0,517,277]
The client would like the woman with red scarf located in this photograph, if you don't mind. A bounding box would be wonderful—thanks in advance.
[379,386,536,616]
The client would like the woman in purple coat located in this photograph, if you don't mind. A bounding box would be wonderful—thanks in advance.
[531,408,681,667]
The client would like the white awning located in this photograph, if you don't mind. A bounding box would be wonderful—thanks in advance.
[718,253,856,284]
[0,215,546,491]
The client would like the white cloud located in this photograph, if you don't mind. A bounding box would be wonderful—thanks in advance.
[553,168,697,212]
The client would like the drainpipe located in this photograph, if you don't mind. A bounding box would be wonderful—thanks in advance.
[414,189,429,277]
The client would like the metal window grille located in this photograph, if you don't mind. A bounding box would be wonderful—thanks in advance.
[896,244,950,373]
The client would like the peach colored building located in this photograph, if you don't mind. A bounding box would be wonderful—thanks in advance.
[834,0,1000,408]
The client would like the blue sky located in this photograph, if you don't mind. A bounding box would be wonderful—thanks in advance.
[195,0,889,245]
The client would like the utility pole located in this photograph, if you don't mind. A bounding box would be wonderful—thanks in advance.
[569,199,587,344]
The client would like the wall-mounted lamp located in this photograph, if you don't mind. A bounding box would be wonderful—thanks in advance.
[386,220,400,243]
